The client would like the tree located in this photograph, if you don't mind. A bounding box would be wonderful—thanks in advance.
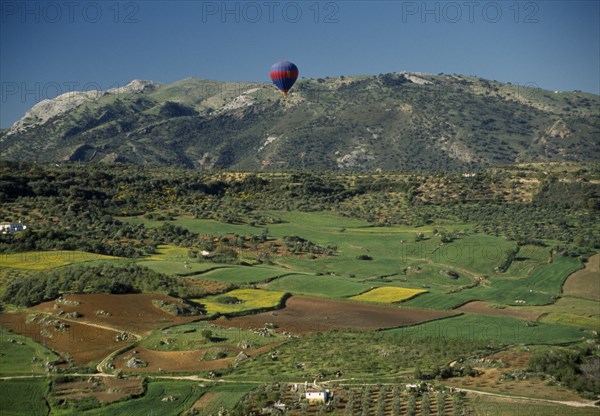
[407,393,416,416]
[422,392,431,416]
[437,391,445,416]
[344,391,355,416]
[392,387,401,416]
[201,329,213,341]
[376,386,387,416]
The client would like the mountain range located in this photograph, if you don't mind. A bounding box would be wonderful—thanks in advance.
[1,72,598,171]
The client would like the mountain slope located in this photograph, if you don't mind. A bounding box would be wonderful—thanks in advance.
[1,73,598,171]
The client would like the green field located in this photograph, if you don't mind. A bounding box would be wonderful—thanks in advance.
[503,244,552,278]
[195,383,255,413]
[264,273,371,297]
[0,327,60,376]
[387,314,588,344]
[413,234,517,276]
[119,216,261,235]
[518,297,600,330]
[0,379,49,416]
[405,255,583,309]
[141,321,287,352]
[196,266,293,284]
[50,381,205,416]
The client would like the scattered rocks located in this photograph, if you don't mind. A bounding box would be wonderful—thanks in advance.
[238,340,251,350]
[116,332,134,342]
[55,296,80,307]
[235,351,250,364]
[125,357,147,368]
[161,395,177,402]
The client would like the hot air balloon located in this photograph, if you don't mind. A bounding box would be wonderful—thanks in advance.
[269,60,299,95]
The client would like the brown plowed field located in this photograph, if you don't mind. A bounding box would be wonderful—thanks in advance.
[33,293,199,335]
[455,301,543,321]
[0,312,126,366]
[215,295,456,334]
[562,254,600,301]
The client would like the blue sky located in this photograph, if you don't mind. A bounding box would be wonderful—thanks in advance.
[1,0,599,128]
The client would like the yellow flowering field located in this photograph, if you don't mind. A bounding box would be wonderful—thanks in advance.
[350,286,428,303]
[193,288,287,315]
[0,250,117,270]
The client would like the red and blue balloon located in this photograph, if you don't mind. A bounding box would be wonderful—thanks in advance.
[269,61,299,95]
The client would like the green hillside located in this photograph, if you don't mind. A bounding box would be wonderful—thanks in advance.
[1,73,598,170]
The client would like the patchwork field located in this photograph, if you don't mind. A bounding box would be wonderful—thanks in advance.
[0,208,597,414]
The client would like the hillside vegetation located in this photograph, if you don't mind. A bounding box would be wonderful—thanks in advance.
[1,73,598,170]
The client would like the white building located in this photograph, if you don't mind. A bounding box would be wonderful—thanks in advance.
[305,390,329,403]
[0,222,27,234]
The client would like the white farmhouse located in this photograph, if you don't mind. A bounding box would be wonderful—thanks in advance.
[0,222,27,234]
[305,390,329,403]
